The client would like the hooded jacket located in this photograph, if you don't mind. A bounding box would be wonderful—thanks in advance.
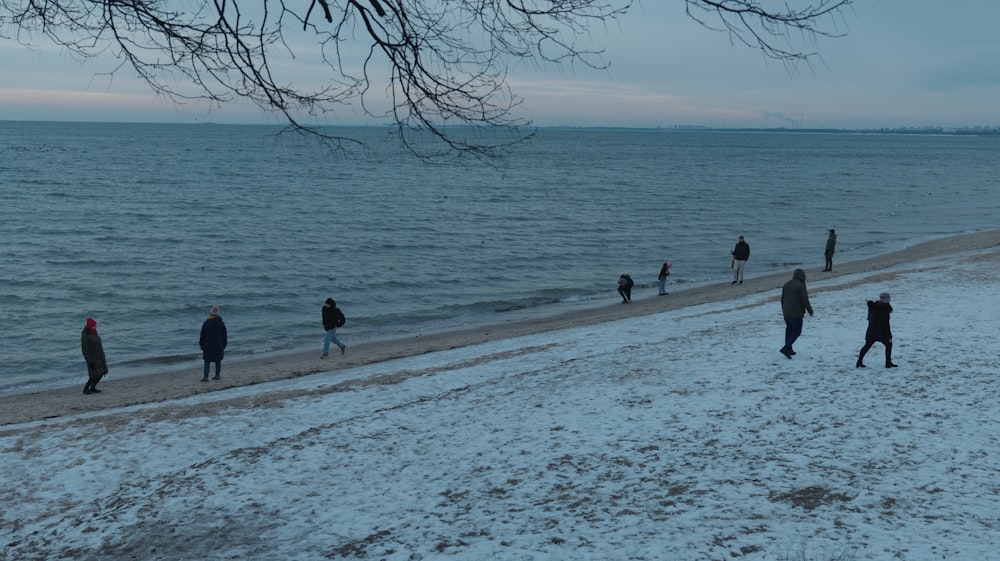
[865,300,893,343]
[781,268,814,318]
[322,302,346,331]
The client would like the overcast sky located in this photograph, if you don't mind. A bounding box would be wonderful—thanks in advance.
[1,1,998,129]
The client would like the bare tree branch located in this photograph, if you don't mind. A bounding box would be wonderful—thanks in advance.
[0,0,853,158]
[685,0,852,70]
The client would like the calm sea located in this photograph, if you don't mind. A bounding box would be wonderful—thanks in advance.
[1,121,997,393]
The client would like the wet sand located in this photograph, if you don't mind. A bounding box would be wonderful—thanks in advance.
[3,230,998,427]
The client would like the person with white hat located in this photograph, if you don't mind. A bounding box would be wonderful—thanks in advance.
[200,304,228,381]
[857,292,897,368]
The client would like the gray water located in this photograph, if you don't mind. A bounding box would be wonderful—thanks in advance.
[2,121,997,393]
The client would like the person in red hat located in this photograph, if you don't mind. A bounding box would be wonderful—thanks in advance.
[81,318,108,394]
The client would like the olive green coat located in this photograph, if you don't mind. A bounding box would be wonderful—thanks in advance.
[825,232,837,257]
[81,329,108,377]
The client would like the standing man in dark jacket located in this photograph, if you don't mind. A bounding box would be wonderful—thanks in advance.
[200,304,228,381]
[321,298,347,358]
[823,229,837,272]
[81,317,108,394]
[856,292,897,368]
[731,235,750,284]
[780,268,814,358]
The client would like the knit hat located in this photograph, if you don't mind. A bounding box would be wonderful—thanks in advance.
[210,304,221,315]
[85,318,97,329]
[879,292,891,303]
[325,298,335,306]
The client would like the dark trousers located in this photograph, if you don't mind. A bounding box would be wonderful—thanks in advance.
[858,339,892,366]
[824,255,833,271]
[84,373,103,391]
[783,317,803,350]
[618,287,631,302]
[203,360,221,379]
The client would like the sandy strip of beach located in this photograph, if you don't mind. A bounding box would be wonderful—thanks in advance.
[3,229,998,427]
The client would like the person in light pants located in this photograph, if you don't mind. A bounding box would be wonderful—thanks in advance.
[321,298,347,358]
[731,235,750,284]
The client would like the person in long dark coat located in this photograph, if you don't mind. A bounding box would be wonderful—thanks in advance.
[856,292,897,368]
[823,229,837,272]
[199,304,228,381]
[81,317,108,394]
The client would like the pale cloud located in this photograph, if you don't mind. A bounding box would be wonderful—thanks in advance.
[0,86,265,123]
[0,88,145,107]
[511,78,762,127]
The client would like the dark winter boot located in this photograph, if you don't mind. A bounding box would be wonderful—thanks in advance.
[885,343,896,368]
[83,382,93,395]
[857,344,871,368]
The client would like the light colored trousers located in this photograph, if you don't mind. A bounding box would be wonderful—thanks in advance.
[323,329,344,354]
[733,260,747,282]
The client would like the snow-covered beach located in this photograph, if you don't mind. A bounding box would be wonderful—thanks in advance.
[2,231,999,560]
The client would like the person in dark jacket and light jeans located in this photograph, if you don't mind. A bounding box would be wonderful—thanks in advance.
[856,292,897,368]
[731,235,750,284]
[780,268,814,358]
[658,261,672,296]
[321,298,347,358]
[200,304,228,381]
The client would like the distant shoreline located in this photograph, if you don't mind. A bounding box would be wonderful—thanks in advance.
[2,229,999,428]
[3,119,998,136]
[536,125,1000,136]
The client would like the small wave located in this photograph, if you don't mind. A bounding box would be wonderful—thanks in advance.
[115,353,201,367]
[493,296,565,312]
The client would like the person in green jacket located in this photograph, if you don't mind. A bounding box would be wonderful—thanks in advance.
[81,317,108,394]
[823,229,837,272]
[780,269,814,358]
